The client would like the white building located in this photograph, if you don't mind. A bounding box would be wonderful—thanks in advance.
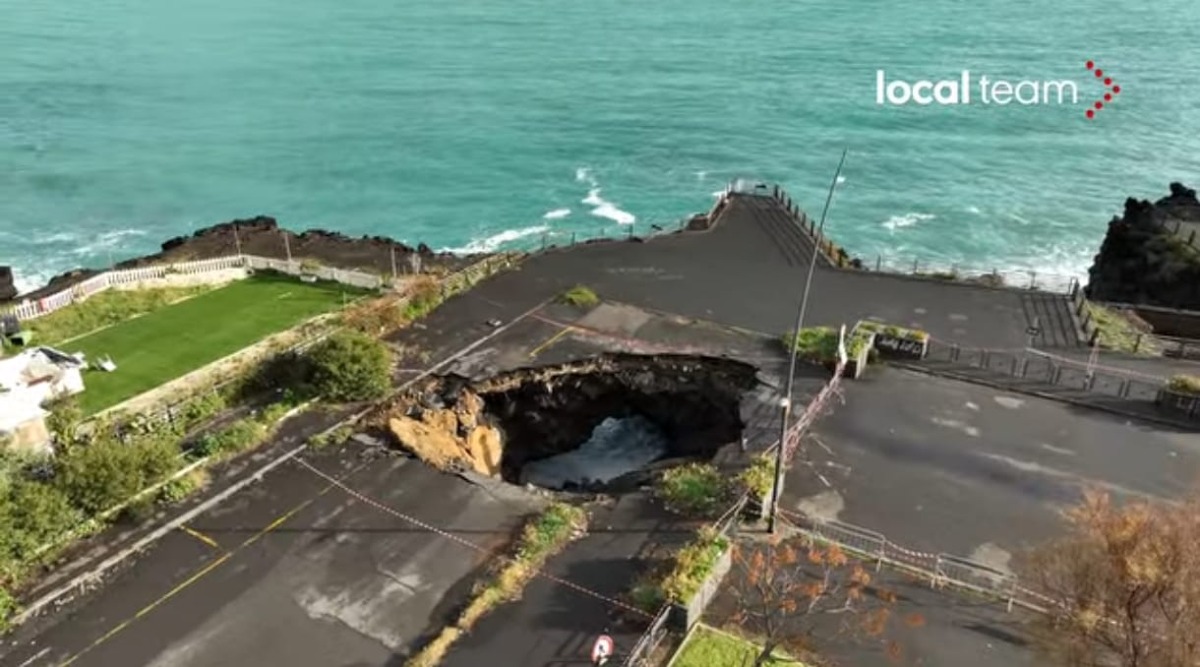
[0,347,86,452]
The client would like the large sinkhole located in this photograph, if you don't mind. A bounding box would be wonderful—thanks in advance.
[384,354,759,492]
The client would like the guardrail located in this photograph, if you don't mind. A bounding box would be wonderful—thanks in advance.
[728,179,1081,294]
[4,254,385,321]
[790,513,1048,613]
[621,604,671,667]
[923,338,1167,402]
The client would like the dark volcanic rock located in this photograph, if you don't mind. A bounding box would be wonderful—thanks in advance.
[0,267,15,301]
[11,215,484,301]
[1086,182,1200,309]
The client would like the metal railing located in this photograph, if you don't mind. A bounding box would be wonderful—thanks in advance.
[923,338,1167,402]
[790,513,1049,613]
[1070,291,1200,358]
[622,604,672,667]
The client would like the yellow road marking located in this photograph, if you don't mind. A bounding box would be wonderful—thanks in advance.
[528,326,573,358]
[55,463,357,667]
[178,525,221,550]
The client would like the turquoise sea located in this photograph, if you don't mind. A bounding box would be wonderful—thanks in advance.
[3,0,1199,293]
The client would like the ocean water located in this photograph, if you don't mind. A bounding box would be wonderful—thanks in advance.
[520,416,668,490]
[3,0,1199,293]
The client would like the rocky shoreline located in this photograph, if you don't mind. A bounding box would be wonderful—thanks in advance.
[1,215,484,302]
[1086,182,1200,309]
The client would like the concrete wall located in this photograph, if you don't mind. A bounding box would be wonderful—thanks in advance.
[671,546,733,631]
[109,268,249,291]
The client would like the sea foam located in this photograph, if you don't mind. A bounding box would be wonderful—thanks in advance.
[440,224,550,254]
[882,212,935,231]
[543,208,571,220]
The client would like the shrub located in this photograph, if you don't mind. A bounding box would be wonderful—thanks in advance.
[0,586,15,632]
[157,468,211,505]
[656,463,730,517]
[54,435,179,515]
[342,296,409,335]
[193,419,267,459]
[236,350,317,400]
[633,527,729,612]
[737,454,775,499]
[1168,374,1200,395]
[560,285,599,308]
[43,394,84,448]
[0,479,83,571]
[177,391,228,428]
[401,278,443,321]
[307,330,392,402]
[781,326,838,363]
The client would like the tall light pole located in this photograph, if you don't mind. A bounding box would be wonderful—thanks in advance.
[768,148,848,534]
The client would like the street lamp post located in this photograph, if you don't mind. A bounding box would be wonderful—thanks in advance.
[767,148,848,534]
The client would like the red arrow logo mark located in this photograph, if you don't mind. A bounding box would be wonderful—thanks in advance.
[1085,60,1120,119]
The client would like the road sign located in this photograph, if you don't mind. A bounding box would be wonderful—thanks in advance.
[591,635,614,664]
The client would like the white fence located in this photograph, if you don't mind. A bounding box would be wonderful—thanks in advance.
[4,255,383,321]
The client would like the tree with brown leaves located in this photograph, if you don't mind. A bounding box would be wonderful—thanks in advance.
[1026,489,1200,667]
[727,537,915,666]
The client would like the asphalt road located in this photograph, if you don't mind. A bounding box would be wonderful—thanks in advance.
[0,449,543,667]
[785,366,1200,572]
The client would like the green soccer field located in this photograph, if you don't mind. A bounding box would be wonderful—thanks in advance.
[62,274,364,415]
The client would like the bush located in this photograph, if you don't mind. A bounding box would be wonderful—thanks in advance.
[401,278,443,321]
[560,285,599,308]
[54,435,179,515]
[1168,374,1200,395]
[193,419,267,459]
[44,395,85,448]
[157,468,211,505]
[0,479,83,571]
[306,330,392,402]
[236,350,317,400]
[737,454,775,499]
[657,463,730,517]
[781,326,838,363]
[633,527,729,612]
[0,586,15,632]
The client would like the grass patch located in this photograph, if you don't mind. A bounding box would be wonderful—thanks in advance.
[674,625,802,667]
[1085,302,1158,354]
[23,285,213,345]
[1167,374,1200,395]
[656,463,730,518]
[560,285,599,308]
[631,526,728,612]
[308,424,355,450]
[59,274,363,415]
[404,502,588,667]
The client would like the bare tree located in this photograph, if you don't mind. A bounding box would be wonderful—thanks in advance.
[1026,489,1200,667]
[727,536,916,666]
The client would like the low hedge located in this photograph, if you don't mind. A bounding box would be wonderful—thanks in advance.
[657,463,730,518]
[560,285,599,308]
[1168,374,1200,395]
[405,502,588,667]
[631,526,729,612]
[781,327,839,363]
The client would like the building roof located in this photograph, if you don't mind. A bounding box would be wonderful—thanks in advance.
[0,346,84,392]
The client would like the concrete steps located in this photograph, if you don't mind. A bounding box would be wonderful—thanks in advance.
[1020,293,1083,348]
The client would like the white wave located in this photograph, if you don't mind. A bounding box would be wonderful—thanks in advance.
[711,190,725,198]
[836,176,847,184]
[11,268,56,297]
[581,187,635,225]
[966,205,982,215]
[70,228,150,256]
[575,167,597,187]
[1008,213,1032,225]
[696,171,708,180]
[882,212,935,231]
[542,208,571,220]
[439,225,549,255]
[591,202,636,225]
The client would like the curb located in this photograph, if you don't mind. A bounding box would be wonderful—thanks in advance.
[10,293,554,630]
[892,362,1196,431]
